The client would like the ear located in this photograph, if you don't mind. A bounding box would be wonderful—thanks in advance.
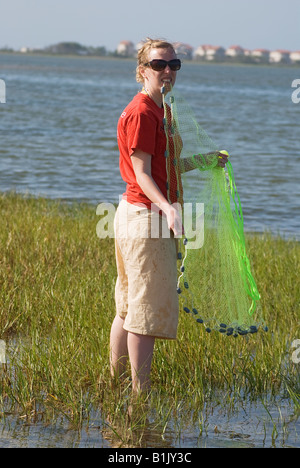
[139,65,147,81]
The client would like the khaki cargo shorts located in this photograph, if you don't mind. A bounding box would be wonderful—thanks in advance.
[114,199,179,339]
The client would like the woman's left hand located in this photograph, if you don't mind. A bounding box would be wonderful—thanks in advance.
[217,151,229,168]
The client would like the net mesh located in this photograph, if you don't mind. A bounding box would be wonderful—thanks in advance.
[162,84,265,337]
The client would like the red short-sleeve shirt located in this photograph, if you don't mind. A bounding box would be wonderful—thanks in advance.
[117,92,167,208]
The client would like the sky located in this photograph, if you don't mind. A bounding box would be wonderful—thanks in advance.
[1,0,299,52]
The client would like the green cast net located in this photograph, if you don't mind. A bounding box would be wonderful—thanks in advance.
[162,84,266,337]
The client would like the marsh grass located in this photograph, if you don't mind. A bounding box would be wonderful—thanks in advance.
[0,192,299,446]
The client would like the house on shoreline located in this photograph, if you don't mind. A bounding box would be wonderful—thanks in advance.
[269,50,291,64]
[194,45,225,61]
[290,51,300,64]
[173,42,194,60]
[116,40,135,57]
[225,45,245,59]
[250,49,270,63]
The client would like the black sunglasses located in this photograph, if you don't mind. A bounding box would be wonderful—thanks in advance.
[144,59,181,72]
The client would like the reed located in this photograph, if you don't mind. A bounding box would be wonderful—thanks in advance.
[0,192,299,445]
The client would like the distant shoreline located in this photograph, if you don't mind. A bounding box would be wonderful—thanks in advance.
[1,51,299,69]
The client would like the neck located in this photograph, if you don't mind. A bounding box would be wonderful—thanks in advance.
[142,87,162,108]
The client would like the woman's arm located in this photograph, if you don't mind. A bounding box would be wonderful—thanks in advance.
[131,149,184,237]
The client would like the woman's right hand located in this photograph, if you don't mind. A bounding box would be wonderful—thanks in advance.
[164,203,184,237]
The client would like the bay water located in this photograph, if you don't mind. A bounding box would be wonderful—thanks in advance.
[0,54,299,238]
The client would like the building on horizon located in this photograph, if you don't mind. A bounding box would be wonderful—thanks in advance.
[269,49,291,64]
[173,42,194,60]
[290,50,300,63]
[194,44,225,61]
[251,48,270,63]
[116,40,135,57]
[225,45,245,59]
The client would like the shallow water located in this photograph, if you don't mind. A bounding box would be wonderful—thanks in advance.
[0,54,299,238]
[0,398,299,448]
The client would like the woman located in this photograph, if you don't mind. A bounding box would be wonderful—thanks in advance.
[110,38,227,393]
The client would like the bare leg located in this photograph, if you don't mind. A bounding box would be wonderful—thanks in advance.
[127,332,155,393]
[110,315,128,379]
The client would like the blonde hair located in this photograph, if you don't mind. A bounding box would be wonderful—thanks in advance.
[136,38,176,84]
